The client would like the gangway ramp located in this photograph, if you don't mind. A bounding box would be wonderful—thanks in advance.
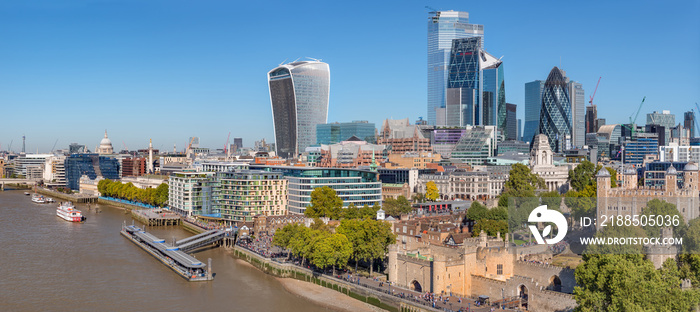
[176,230,226,253]
[175,230,218,246]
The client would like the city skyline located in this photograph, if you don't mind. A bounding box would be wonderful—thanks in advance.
[1,1,699,152]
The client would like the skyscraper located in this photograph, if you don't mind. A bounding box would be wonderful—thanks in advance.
[684,111,696,138]
[427,10,483,125]
[506,103,517,141]
[523,80,545,143]
[568,81,585,147]
[539,67,572,152]
[646,110,675,144]
[444,37,505,128]
[586,105,598,134]
[268,60,330,158]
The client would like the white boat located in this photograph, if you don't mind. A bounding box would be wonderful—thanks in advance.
[24,192,30,196]
[46,198,55,203]
[56,202,86,222]
[31,194,46,204]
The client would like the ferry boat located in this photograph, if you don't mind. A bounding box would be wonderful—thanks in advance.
[31,194,46,204]
[56,202,86,222]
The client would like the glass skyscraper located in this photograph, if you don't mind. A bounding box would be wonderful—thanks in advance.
[505,103,517,141]
[444,37,505,128]
[64,154,120,190]
[268,60,330,159]
[523,80,544,143]
[427,10,483,125]
[538,67,572,152]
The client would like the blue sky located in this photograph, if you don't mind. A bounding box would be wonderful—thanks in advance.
[1,0,698,153]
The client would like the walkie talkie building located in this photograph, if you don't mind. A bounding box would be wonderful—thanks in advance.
[268,60,330,159]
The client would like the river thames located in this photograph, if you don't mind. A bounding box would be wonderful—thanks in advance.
[0,189,330,312]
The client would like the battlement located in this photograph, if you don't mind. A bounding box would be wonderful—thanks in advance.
[515,260,574,273]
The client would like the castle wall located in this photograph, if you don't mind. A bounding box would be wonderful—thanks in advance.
[514,261,575,293]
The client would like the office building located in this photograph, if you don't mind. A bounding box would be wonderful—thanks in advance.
[316,121,376,145]
[443,37,505,128]
[538,67,572,152]
[586,105,598,134]
[596,125,622,160]
[505,103,517,141]
[250,165,382,215]
[523,80,545,143]
[378,118,431,153]
[647,110,675,144]
[233,138,243,151]
[69,143,86,154]
[430,128,466,159]
[684,111,696,138]
[216,170,287,223]
[517,119,522,141]
[64,154,120,190]
[450,125,497,165]
[568,81,585,147]
[623,133,659,165]
[268,60,330,158]
[427,10,484,125]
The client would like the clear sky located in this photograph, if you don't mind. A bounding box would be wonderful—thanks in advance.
[1,0,699,153]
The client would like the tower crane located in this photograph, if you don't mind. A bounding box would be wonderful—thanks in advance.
[626,96,646,138]
[224,132,231,155]
[51,139,59,152]
[588,77,601,106]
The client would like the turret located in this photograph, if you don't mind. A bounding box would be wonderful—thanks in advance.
[596,168,611,195]
[683,163,698,191]
[623,166,637,189]
[665,165,678,193]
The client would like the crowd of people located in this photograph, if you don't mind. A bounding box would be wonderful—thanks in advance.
[236,234,284,258]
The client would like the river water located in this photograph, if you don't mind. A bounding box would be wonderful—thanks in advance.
[0,190,329,312]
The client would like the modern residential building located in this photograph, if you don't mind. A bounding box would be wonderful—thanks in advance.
[44,155,66,187]
[268,60,330,158]
[199,161,249,173]
[378,118,431,153]
[13,154,52,178]
[216,170,288,223]
[523,80,545,143]
[684,111,696,138]
[250,165,382,215]
[539,67,572,152]
[64,154,120,190]
[505,103,517,141]
[427,10,484,125]
[568,81,585,147]
[316,121,376,145]
[443,37,505,129]
[168,172,217,217]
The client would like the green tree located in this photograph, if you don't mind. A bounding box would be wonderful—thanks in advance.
[606,167,618,188]
[411,192,425,203]
[466,201,488,221]
[505,163,545,196]
[640,199,685,238]
[540,190,562,211]
[383,196,412,217]
[342,203,360,220]
[304,186,343,219]
[360,204,379,219]
[365,219,396,275]
[565,183,597,220]
[575,255,700,311]
[311,233,353,275]
[472,219,508,237]
[568,160,597,192]
[486,206,508,221]
[336,219,367,272]
[310,217,330,232]
[425,181,439,201]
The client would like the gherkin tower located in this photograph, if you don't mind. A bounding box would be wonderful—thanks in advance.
[538,67,572,152]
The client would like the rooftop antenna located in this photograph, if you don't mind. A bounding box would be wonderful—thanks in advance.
[292,57,301,63]
[279,58,288,66]
[305,57,321,62]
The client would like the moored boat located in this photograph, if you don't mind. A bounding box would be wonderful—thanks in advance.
[31,194,46,204]
[56,202,86,222]
[24,192,30,196]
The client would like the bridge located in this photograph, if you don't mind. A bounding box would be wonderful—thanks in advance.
[0,178,41,190]
[175,230,227,253]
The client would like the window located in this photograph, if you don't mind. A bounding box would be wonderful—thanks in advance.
[497,264,503,275]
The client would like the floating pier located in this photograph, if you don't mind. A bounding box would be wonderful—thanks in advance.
[131,209,181,226]
[121,223,217,281]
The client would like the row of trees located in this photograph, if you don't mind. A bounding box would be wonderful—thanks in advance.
[97,179,168,207]
[303,186,379,220]
[272,218,395,275]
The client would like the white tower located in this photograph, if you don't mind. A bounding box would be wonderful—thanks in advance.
[148,139,154,174]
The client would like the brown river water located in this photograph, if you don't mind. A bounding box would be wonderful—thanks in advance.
[0,189,330,312]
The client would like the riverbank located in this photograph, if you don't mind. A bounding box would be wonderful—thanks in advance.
[277,276,385,312]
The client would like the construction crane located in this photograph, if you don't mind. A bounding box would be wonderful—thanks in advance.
[51,139,59,152]
[626,96,647,139]
[588,77,601,106]
[223,132,231,155]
